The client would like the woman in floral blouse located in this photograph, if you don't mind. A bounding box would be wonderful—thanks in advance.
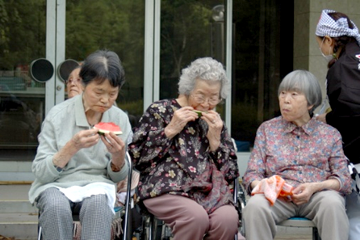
[129,57,239,240]
[243,70,352,240]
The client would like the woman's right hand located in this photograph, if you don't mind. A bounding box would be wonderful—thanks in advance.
[53,128,100,168]
[71,128,100,151]
[164,106,198,139]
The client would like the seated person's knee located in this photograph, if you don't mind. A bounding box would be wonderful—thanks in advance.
[191,207,209,224]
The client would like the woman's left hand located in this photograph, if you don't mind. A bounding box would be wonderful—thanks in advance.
[202,110,223,151]
[100,132,126,168]
[291,183,316,205]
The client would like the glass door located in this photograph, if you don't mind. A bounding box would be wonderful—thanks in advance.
[158,0,228,100]
[0,0,48,161]
[0,0,146,163]
[144,0,233,130]
[64,0,145,128]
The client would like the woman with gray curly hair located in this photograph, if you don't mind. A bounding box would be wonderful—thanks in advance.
[129,57,240,240]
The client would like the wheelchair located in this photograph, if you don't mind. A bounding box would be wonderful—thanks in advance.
[137,178,245,240]
[37,152,138,240]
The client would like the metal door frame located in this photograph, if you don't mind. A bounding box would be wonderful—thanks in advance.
[46,0,66,115]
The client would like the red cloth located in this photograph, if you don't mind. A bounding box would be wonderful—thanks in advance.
[251,175,293,205]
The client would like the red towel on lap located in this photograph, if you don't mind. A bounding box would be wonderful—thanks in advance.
[251,175,293,205]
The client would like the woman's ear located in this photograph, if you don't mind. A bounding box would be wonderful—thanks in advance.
[324,35,334,47]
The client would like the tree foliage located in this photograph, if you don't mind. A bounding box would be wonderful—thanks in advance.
[0,0,46,70]
[159,0,224,99]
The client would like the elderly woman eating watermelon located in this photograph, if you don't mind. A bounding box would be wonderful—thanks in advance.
[28,50,132,239]
[129,57,240,240]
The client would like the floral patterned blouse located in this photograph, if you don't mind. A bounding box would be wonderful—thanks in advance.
[243,116,352,196]
[129,99,239,213]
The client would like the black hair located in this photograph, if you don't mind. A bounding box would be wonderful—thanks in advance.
[80,50,125,88]
[326,12,356,68]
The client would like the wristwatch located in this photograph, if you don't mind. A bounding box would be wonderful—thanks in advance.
[54,164,63,172]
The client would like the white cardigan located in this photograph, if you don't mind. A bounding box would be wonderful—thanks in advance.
[29,94,132,204]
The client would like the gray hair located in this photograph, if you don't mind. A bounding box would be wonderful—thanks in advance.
[278,70,322,114]
[178,57,230,99]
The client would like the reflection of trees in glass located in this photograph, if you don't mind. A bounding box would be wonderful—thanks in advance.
[231,0,293,145]
[160,0,224,99]
[0,0,46,70]
[232,0,261,144]
[65,0,145,119]
[0,0,46,149]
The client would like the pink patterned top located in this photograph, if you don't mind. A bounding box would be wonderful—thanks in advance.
[129,99,239,213]
[243,116,352,196]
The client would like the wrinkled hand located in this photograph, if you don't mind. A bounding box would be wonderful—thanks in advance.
[202,110,223,151]
[251,180,263,190]
[165,106,198,139]
[291,183,316,205]
[71,128,100,151]
[100,132,126,166]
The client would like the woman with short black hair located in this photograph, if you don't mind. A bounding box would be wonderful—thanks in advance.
[29,50,132,239]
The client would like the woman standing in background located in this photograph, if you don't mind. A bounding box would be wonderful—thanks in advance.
[315,9,360,240]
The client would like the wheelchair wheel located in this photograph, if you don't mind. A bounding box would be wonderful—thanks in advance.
[236,181,247,237]
[139,214,160,240]
[139,214,172,240]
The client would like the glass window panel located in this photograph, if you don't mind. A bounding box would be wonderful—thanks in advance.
[232,0,294,151]
[159,0,227,118]
[65,0,145,128]
[0,0,46,160]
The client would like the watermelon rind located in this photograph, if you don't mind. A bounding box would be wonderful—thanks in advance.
[193,110,209,117]
[98,129,123,135]
[193,110,203,117]
[93,122,122,135]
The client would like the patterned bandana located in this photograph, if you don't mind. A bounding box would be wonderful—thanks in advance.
[315,9,360,45]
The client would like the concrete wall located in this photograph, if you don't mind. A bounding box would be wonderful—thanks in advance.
[294,0,360,111]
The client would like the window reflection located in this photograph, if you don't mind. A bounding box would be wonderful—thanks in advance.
[0,0,46,160]
[65,0,145,128]
[159,0,227,126]
[0,0,295,161]
[158,0,295,151]
[232,0,294,150]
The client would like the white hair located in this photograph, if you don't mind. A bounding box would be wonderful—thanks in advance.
[178,57,230,99]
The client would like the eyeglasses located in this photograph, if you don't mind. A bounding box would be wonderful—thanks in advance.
[66,78,81,85]
[191,93,221,105]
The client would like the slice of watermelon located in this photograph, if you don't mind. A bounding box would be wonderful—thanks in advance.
[94,122,122,135]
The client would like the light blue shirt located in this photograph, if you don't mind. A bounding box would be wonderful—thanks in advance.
[29,94,132,204]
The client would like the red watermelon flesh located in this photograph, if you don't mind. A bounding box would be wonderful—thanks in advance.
[94,122,122,135]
